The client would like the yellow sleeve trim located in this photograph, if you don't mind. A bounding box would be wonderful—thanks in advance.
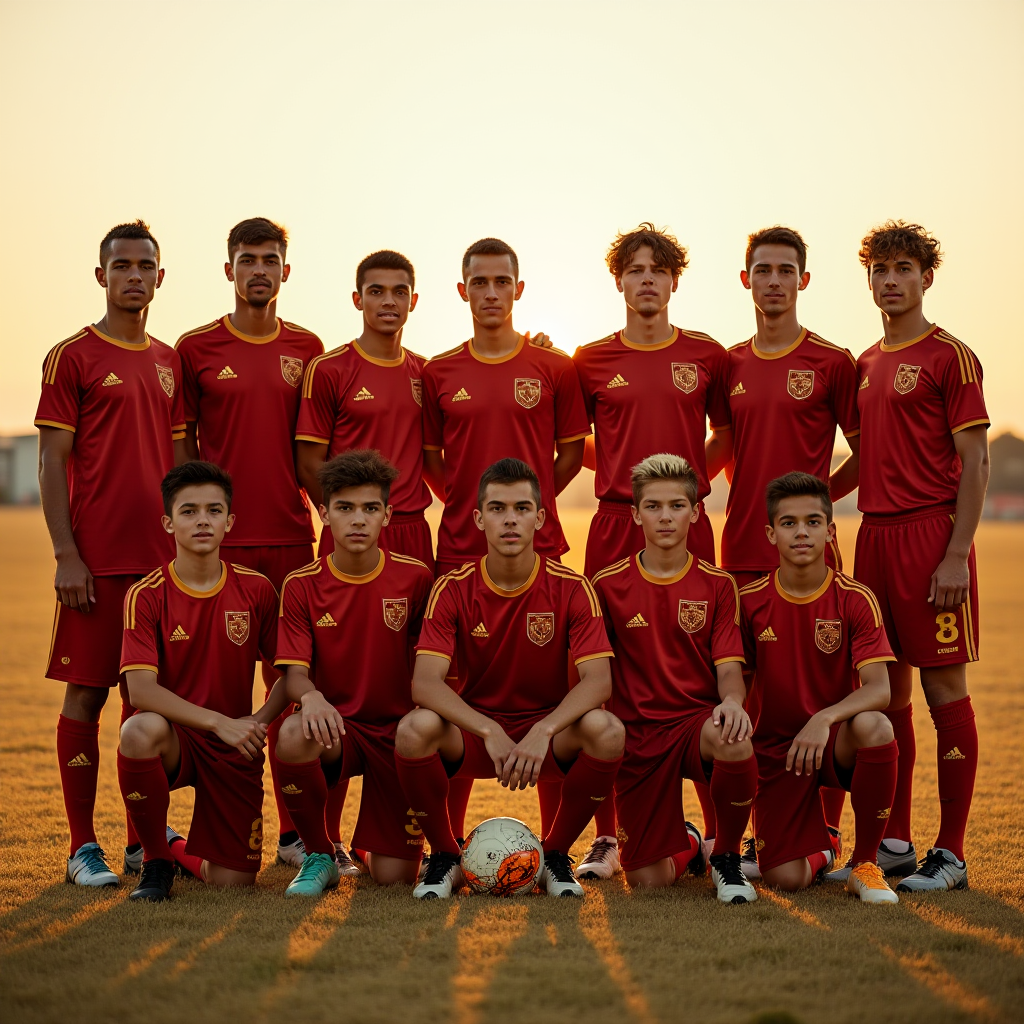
[416,649,453,662]
[295,434,330,444]
[713,656,746,666]
[35,419,76,432]
[574,651,614,666]
[951,418,990,433]
[843,429,861,438]
[121,663,158,673]
[274,659,311,668]
[171,431,186,441]
[556,431,591,444]
[855,656,897,669]
[709,422,732,431]
[422,444,443,451]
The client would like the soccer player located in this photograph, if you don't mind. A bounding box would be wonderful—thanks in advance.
[175,217,324,868]
[592,455,757,903]
[394,459,624,899]
[274,450,434,896]
[740,473,899,903]
[118,461,286,902]
[846,221,988,891]
[36,220,187,886]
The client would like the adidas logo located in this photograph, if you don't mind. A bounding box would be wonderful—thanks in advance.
[877,807,891,819]
[451,387,471,402]
[125,791,147,801]
[471,622,489,638]
[944,747,966,760]
[281,784,302,795]
[626,613,648,628]
[316,612,338,627]
[102,372,123,387]
[590,795,606,801]
[758,626,778,642]
[859,376,870,390]
[67,753,92,767]
[606,374,629,389]
[353,386,374,401]
[217,366,237,379]
[170,625,190,641]
[730,799,753,807]
[730,381,745,396]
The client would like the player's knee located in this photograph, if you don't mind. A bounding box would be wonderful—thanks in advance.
[275,713,313,763]
[710,734,754,761]
[761,860,810,892]
[581,709,625,759]
[395,708,443,757]
[118,712,170,757]
[63,683,109,721]
[850,710,893,748]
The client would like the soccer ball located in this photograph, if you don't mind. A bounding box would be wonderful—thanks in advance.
[460,817,544,896]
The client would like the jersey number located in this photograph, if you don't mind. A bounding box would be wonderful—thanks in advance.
[935,613,959,643]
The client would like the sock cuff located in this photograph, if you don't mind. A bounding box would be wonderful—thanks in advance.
[395,751,443,769]
[884,704,913,727]
[929,695,974,729]
[575,750,623,774]
[713,754,757,774]
[58,715,100,737]
[279,757,324,774]
[116,750,163,771]
[854,739,898,764]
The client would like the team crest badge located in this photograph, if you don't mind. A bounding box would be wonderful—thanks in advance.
[383,598,408,631]
[225,611,250,646]
[526,612,555,646]
[677,600,708,633]
[894,364,921,395]
[280,355,304,388]
[515,378,542,409]
[815,618,842,654]
[672,362,698,394]
[787,369,814,400]
[410,378,423,407]
[155,364,175,398]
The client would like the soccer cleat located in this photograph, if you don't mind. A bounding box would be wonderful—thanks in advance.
[896,848,968,893]
[539,851,584,898]
[877,840,919,878]
[123,843,144,876]
[575,836,620,879]
[827,825,843,860]
[276,834,307,868]
[847,862,899,904]
[824,857,854,883]
[129,858,175,902]
[418,837,463,882]
[165,825,196,879]
[66,843,119,887]
[335,843,365,877]
[709,852,758,905]
[684,821,707,877]
[413,850,462,899]
[285,852,341,897]
[740,836,762,880]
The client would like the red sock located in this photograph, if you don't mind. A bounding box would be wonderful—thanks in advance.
[820,787,846,830]
[267,713,296,836]
[276,759,333,855]
[116,751,172,862]
[850,740,898,864]
[57,715,100,855]
[446,777,475,841]
[883,704,915,842]
[693,780,717,840]
[592,789,617,838]
[168,836,205,879]
[807,850,831,877]
[710,756,757,855]
[930,696,978,861]
[543,752,621,855]
[119,700,140,848]
[395,753,459,855]
[671,831,701,880]
[325,778,349,845]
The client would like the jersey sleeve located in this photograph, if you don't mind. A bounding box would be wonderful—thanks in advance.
[940,343,989,433]
[421,363,444,451]
[706,345,733,430]
[256,578,279,665]
[415,575,459,661]
[829,349,861,437]
[274,576,314,668]
[296,356,338,444]
[120,581,161,673]
[739,595,758,671]
[571,349,597,422]
[567,577,613,666]
[407,567,433,647]
[846,585,895,670]
[592,577,616,647]
[554,359,591,443]
[35,344,82,432]
[710,574,745,665]
[175,337,201,424]
[168,349,186,437]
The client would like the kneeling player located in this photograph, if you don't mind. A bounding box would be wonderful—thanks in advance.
[741,473,899,903]
[118,462,286,901]
[593,455,757,903]
[274,450,434,896]
[395,458,624,899]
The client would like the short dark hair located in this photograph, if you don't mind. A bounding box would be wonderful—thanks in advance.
[227,217,288,261]
[99,219,160,268]
[161,461,233,516]
[765,472,832,526]
[858,220,943,273]
[462,238,519,280]
[356,250,416,293]
[606,223,688,280]
[477,458,541,510]
[746,225,808,275]
[631,453,699,506]
[318,449,400,505]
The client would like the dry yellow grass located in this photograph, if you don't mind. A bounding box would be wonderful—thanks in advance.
[1,507,1022,1024]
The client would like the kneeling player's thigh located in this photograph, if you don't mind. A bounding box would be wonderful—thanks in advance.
[616,749,689,873]
[752,768,829,875]
[353,735,426,862]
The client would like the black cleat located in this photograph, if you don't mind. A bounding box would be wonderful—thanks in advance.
[540,851,584,897]
[709,852,758,904]
[129,858,175,902]
[413,850,463,899]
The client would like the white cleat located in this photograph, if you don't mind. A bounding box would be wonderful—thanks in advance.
[847,862,899,903]
[334,843,365,877]
[740,836,761,880]
[709,852,758,904]
[413,850,462,899]
[575,836,620,879]
[123,844,144,876]
[276,835,307,868]
[896,848,968,893]
[877,840,918,878]
[540,851,584,897]
[66,843,119,887]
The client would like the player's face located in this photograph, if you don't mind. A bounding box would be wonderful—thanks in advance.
[161,483,234,554]
[457,254,524,329]
[320,484,391,555]
[765,495,835,567]
[353,269,418,335]
[631,481,697,551]
[95,239,164,312]
[616,244,677,318]
[473,481,545,557]
[740,244,809,317]
[226,241,290,309]
[869,253,933,317]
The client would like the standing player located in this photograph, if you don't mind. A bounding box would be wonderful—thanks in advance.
[274,450,434,896]
[592,455,757,903]
[394,459,624,899]
[175,217,324,868]
[118,461,287,901]
[37,220,186,885]
[845,221,988,891]
[741,473,899,903]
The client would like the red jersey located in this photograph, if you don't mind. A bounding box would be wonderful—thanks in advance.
[275,551,433,724]
[176,316,324,546]
[573,327,731,503]
[593,553,744,728]
[421,337,590,562]
[721,330,860,572]
[35,326,185,575]
[856,326,988,515]
[739,569,894,762]
[120,561,277,719]
[416,555,613,719]
[295,341,431,514]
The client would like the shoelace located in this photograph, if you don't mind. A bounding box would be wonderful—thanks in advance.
[139,858,175,885]
[741,837,758,860]
[711,853,746,886]
[295,852,334,881]
[79,845,110,873]
[850,863,890,889]
[422,851,460,885]
[585,838,616,863]
[545,852,575,882]
[915,850,951,878]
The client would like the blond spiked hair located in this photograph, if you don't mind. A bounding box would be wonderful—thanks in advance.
[631,453,699,506]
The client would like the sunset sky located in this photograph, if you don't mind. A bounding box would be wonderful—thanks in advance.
[1,0,1021,436]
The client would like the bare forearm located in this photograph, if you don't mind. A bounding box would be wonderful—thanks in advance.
[816,674,891,727]
[829,454,859,501]
[949,460,989,557]
[296,441,327,508]
[422,450,446,500]
[716,663,746,705]
[705,428,733,481]
[182,421,200,461]
[126,671,221,731]
[283,666,317,704]
[553,439,584,495]
[412,664,498,738]
[39,449,77,558]
[536,671,610,737]
[257,676,292,725]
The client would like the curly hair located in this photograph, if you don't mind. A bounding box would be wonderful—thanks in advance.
[858,220,943,272]
[606,223,689,279]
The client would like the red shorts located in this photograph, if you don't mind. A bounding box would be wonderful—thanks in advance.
[322,718,423,861]
[854,506,980,668]
[226,544,315,593]
[318,512,434,572]
[169,724,265,873]
[584,500,715,578]
[46,574,141,688]
[615,713,713,871]
[445,710,568,783]
[724,527,843,589]
[752,724,852,873]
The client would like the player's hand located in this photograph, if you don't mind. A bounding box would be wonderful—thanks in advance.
[500,724,551,790]
[482,727,516,783]
[786,713,830,776]
[929,552,970,612]
[55,549,95,612]
[299,690,345,749]
[713,697,751,743]
[526,331,554,349]
[215,715,268,761]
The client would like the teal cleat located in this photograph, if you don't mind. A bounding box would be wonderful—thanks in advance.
[66,842,119,887]
[284,852,340,897]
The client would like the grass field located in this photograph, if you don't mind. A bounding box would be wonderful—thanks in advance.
[1,506,1022,1024]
